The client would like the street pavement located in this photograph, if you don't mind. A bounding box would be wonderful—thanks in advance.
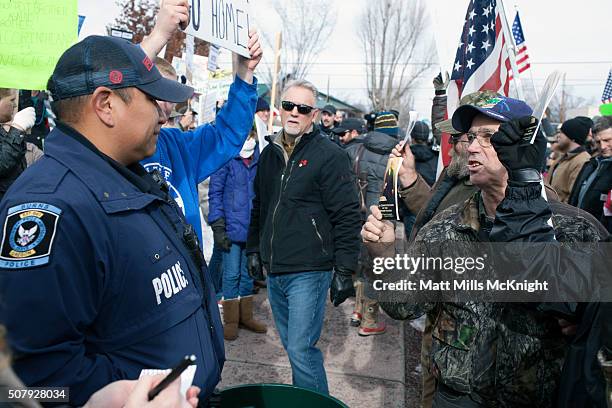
[218,288,423,407]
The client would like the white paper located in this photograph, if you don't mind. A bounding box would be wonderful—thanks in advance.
[139,364,197,396]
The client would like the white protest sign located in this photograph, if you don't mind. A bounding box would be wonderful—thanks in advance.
[254,114,269,151]
[185,34,195,83]
[186,0,252,58]
[208,44,220,72]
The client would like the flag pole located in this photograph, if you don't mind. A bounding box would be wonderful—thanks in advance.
[268,32,282,133]
[498,0,524,100]
[514,5,540,101]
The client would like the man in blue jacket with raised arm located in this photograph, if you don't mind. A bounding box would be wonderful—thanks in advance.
[139,1,261,244]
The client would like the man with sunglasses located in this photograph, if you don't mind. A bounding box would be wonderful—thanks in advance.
[246,80,361,394]
[361,95,607,407]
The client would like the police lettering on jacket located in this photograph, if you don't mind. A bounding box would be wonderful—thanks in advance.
[152,260,189,305]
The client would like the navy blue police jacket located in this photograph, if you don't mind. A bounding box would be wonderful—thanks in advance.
[0,124,224,405]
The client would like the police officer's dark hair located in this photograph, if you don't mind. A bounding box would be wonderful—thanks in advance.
[592,116,612,135]
[52,88,132,125]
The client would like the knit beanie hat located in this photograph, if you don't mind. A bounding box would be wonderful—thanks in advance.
[374,111,399,137]
[561,116,593,145]
[411,121,430,141]
[256,97,270,112]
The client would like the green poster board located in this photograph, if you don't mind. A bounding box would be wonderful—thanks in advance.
[600,103,612,116]
[0,0,77,90]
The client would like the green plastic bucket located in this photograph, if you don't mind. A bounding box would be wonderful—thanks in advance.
[220,383,349,407]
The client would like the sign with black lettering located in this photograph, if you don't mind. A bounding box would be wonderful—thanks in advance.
[186,0,251,58]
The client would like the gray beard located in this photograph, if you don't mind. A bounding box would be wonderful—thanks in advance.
[446,152,470,178]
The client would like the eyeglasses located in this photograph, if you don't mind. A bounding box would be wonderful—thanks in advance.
[281,100,314,115]
[465,130,495,147]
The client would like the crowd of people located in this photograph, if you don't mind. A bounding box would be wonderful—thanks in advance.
[0,0,610,407]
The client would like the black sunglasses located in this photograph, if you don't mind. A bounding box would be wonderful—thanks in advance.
[281,100,314,115]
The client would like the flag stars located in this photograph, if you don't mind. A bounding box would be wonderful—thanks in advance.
[467,42,475,53]
[454,61,462,72]
[466,59,475,70]
[482,23,490,34]
[481,39,491,51]
[468,25,475,36]
[468,10,477,20]
[483,4,493,17]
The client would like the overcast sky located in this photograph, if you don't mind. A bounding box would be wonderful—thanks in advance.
[80,0,612,118]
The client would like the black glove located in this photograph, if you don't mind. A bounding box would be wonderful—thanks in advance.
[247,253,265,281]
[210,218,232,251]
[490,116,546,185]
[330,266,355,307]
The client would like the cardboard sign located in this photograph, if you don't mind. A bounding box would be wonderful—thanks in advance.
[186,0,251,58]
[0,0,77,90]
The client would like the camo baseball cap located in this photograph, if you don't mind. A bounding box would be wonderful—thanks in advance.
[451,92,533,133]
[435,90,502,135]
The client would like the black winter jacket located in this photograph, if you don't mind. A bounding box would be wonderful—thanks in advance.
[247,127,362,274]
[0,126,27,202]
[345,131,397,213]
[410,144,438,186]
[569,156,612,233]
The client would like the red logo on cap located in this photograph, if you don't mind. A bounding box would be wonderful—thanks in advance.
[142,56,153,71]
[109,70,123,84]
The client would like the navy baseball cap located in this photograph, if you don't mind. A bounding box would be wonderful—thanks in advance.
[332,118,364,134]
[451,94,533,133]
[47,35,193,103]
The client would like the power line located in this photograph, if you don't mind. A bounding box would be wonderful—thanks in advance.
[258,60,612,66]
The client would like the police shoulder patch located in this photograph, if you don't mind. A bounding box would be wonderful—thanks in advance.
[0,202,62,269]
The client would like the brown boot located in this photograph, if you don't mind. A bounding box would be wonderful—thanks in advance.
[222,298,240,341]
[350,279,364,327]
[239,295,267,333]
[358,299,386,336]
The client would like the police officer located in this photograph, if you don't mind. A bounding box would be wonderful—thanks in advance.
[0,34,224,407]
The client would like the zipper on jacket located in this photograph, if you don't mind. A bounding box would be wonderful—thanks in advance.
[311,216,329,255]
[269,159,296,273]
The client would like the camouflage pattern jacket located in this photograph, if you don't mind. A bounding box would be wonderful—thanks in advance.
[371,190,607,407]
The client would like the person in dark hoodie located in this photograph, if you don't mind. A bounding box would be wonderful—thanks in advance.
[343,111,398,336]
[346,111,399,212]
[410,121,438,186]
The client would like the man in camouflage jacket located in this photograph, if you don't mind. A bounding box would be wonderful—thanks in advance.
[362,96,608,407]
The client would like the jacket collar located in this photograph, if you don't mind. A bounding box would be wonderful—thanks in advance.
[44,124,160,213]
[561,145,587,161]
[270,126,319,163]
[447,192,481,235]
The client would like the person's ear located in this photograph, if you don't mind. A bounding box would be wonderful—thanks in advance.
[311,108,320,121]
[90,87,116,127]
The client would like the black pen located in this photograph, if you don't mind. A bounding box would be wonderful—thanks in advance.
[147,354,197,401]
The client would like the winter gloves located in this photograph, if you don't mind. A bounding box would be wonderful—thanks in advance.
[11,107,35,132]
[330,266,355,307]
[210,218,232,251]
[491,116,546,185]
[433,72,450,95]
[247,253,264,281]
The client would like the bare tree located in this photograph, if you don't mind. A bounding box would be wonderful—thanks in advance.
[266,0,337,81]
[358,0,435,116]
[109,0,208,62]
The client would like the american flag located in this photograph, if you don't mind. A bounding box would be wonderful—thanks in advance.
[447,0,512,114]
[438,0,511,174]
[510,12,531,79]
[602,69,612,104]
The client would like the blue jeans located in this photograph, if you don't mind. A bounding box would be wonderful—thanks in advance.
[208,244,224,301]
[222,243,253,300]
[267,270,332,394]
